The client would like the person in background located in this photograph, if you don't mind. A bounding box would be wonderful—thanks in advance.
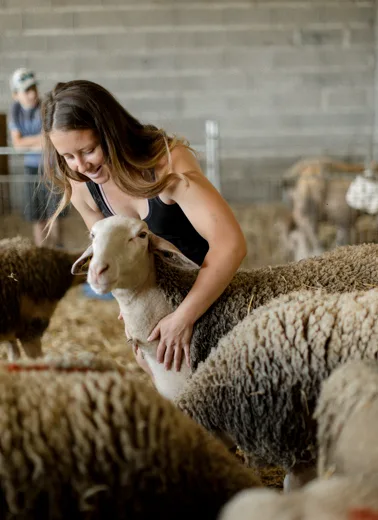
[8,68,64,247]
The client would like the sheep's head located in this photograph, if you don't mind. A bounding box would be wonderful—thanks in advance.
[71,215,197,295]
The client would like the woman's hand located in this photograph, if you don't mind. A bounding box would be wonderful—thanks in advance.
[147,310,193,371]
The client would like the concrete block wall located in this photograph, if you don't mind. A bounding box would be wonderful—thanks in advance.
[0,0,376,201]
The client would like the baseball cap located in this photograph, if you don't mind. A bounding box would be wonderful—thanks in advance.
[10,68,37,92]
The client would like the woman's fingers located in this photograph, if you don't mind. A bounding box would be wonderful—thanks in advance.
[174,347,184,372]
[156,339,166,364]
[164,344,175,370]
[183,343,190,368]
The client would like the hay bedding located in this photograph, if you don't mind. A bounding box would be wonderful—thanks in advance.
[23,286,151,385]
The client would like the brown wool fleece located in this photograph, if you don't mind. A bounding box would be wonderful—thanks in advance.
[0,355,260,520]
[156,242,378,370]
[177,288,378,472]
[0,237,85,343]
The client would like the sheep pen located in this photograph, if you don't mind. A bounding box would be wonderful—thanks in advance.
[2,202,376,491]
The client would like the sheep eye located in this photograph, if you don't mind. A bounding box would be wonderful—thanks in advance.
[138,232,147,239]
[89,232,94,240]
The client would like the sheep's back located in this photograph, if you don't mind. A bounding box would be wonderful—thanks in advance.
[0,241,80,335]
[0,356,260,519]
[177,288,378,469]
[156,243,378,370]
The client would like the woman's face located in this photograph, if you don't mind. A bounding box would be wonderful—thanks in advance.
[49,128,110,184]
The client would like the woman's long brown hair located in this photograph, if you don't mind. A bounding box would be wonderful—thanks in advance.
[41,80,192,232]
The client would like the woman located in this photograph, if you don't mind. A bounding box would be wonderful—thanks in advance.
[41,80,247,375]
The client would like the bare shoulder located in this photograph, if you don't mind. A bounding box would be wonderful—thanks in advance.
[172,145,203,176]
[69,178,88,193]
[158,145,208,201]
[156,144,203,177]
[69,179,95,206]
[68,179,103,229]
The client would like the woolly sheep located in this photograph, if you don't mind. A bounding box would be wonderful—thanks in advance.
[0,354,260,519]
[71,215,378,401]
[281,157,378,260]
[316,360,378,479]
[0,236,84,360]
[176,288,378,489]
[218,475,378,520]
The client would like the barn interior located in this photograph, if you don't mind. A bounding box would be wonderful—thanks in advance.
[1,0,378,506]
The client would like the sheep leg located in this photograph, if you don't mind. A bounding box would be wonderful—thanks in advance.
[335,226,350,247]
[283,462,317,493]
[288,229,313,262]
[21,338,43,359]
[6,340,21,362]
[292,209,323,258]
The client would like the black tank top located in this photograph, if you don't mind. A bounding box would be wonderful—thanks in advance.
[86,181,209,266]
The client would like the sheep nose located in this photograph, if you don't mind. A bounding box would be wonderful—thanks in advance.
[90,262,110,280]
[98,264,109,276]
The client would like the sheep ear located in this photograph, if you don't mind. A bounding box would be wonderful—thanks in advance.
[71,244,93,275]
[148,232,199,269]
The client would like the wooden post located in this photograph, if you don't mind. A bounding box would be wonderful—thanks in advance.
[0,114,9,175]
[0,113,10,215]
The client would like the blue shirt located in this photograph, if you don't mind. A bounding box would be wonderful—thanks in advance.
[8,101,42,169]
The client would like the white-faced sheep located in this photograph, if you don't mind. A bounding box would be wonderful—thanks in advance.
[72,215,378,402]
[0,354,260,519]
[315,360,378,480]
[176,288,378,489]
[218,475,378,520]
[0,236,84,360]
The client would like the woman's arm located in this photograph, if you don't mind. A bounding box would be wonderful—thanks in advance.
[148,146,247,371]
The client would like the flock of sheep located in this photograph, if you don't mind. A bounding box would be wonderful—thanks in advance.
[1,193,378,517]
